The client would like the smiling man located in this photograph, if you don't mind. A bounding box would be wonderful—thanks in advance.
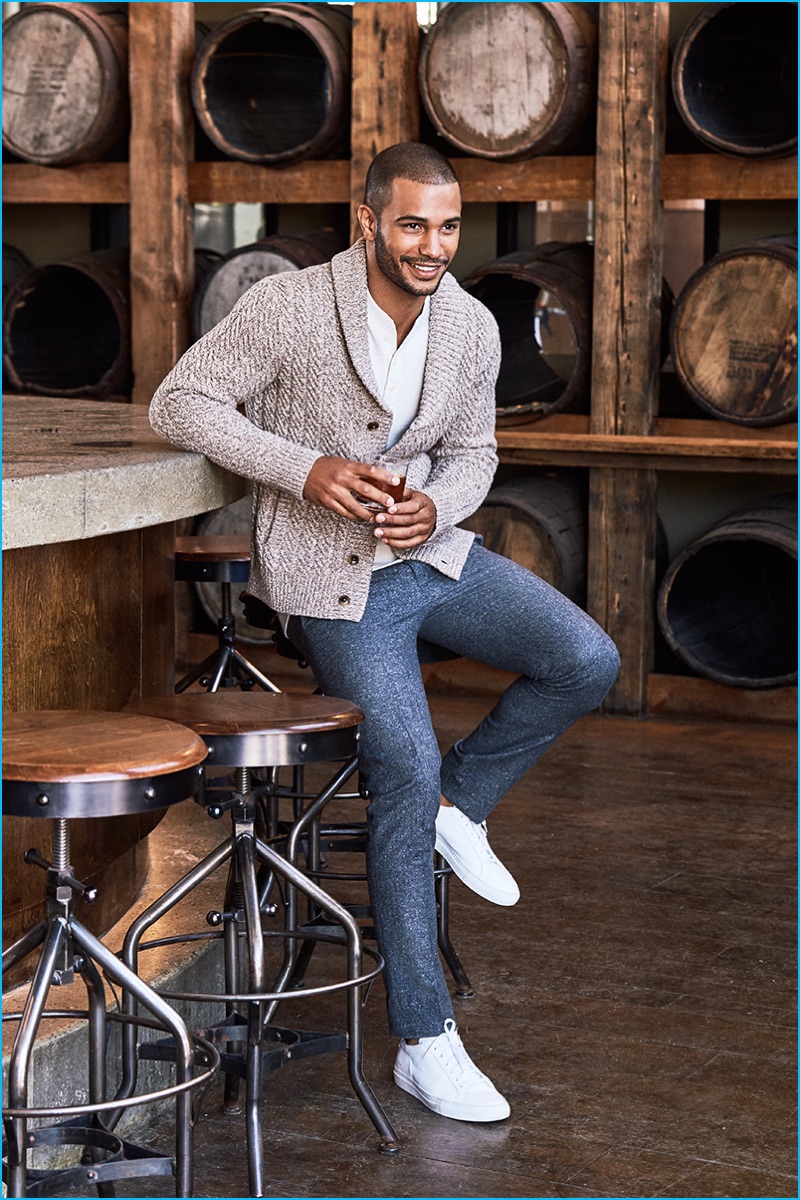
[151,142,619,1124]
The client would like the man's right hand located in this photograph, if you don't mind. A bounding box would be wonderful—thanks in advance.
[302,455,404,521]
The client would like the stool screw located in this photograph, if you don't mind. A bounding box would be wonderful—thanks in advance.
[52,819,70,870]
[298,742,308,755]
[143,786,156,801]
[206,910,224,926]
[36,793,50,807]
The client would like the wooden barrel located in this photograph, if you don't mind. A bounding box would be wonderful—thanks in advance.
[461,242,593,425]
[671,2,797,159]
[192,245,223,334]
[193,496,271,646]
[419,2,598,159]
[191,4,352,164]
[2,244,32,303]
[657,494,797,689]
[2,247,131,399]
[2,3,128,166]
[195,232,343,336]
[461,474,587,604]
[670,235,797,427]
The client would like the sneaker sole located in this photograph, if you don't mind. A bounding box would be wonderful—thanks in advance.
[394,1067,511,1123]
[434,833,520,907]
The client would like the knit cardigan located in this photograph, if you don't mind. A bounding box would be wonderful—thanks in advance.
[150,239,501,622]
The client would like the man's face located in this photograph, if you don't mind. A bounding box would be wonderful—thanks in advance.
[369,178,462,298]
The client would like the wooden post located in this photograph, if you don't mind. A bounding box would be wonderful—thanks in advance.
[588,3,669,714]
[350,2,420,239]
[128,2,195,405]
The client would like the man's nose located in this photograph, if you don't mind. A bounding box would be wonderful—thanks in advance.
[419,229,443,260]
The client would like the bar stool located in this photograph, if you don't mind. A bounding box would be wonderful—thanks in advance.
[174,535,280,693]
[121,691,400,1199]
[1,710,220,1199]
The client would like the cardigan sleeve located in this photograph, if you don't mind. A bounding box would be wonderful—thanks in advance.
[149,280,323,501]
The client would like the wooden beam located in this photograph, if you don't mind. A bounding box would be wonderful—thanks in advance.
[188,160,350,205]
[591,4,668,438]
[2,162,130,204]
[128,3,195,405]
[350,3,420,239]
[456,157,595,202]
[5,151,793,208]
[588,3,670,715]
[661,153,798,201]
[495,415,798,470]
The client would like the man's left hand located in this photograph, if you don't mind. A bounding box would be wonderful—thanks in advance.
[373,491,437,548]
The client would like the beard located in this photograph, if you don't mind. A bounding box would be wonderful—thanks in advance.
[374,227,450,297]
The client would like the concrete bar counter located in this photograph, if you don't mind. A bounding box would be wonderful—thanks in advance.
[2,396,247,975]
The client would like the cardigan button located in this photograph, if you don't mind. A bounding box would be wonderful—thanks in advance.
[338,595,351,606]
[348,554,359,565]
[366,421,379,431]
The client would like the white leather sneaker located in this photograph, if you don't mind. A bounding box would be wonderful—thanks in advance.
[394,1019,511,1122]
[435,805,520,906]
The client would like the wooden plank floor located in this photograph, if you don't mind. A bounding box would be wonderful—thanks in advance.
[70,671,796,1198]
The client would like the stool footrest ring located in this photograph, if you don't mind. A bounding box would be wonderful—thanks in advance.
[1,1009,220,1119]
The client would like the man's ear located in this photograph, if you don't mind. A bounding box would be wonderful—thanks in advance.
[357,203,378,242]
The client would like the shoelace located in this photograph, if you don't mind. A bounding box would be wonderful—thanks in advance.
[458,815,501,865]
[433,1019,486,1083]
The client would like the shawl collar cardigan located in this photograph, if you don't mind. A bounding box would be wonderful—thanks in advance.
[150,239,500,622]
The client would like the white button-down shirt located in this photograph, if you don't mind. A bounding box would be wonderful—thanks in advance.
[367,291,430,567]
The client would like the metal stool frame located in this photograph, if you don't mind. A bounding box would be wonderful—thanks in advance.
[116,714,400,1199]
[1,815,219,1199]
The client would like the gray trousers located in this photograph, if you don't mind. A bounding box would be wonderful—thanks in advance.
[290,542,620,1038]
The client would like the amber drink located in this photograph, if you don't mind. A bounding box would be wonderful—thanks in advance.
[358,460,408,512]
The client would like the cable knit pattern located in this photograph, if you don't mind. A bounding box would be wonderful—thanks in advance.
[150,239,500,621]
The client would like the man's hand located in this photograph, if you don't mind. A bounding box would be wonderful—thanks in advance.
[373,491,437,548]
[303,455,405,522]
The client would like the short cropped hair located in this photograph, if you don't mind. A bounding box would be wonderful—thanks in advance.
[364,142,460,215]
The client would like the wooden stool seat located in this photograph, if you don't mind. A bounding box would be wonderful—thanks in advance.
[126,691,363,767]
[2,710,207,819]
[174,534,251,582]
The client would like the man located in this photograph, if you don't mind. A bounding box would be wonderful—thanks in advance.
[151,142,619,1123]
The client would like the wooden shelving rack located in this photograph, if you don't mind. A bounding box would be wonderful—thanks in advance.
[4,1,796,720]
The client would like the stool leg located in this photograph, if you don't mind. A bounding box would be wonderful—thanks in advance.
[235,824,268,1198]
[175,646,226,693]
[6,919,64,1198]
[118,836,234,1107]
[79,952,116,1199]
[280,758,361,977]
[222,857,245,1114]
[254,838,400,1154]
[71,919,197,1198]
[2,919,47,977]
[435,855,475,999]
[226,647,282,693]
